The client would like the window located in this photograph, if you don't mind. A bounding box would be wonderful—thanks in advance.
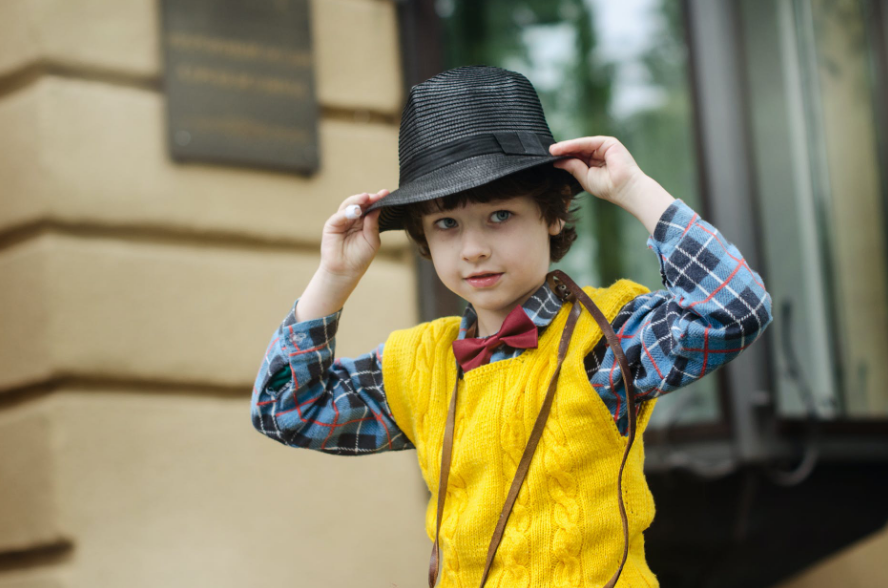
[740,0,888,419]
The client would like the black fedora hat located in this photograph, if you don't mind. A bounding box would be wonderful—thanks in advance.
[365,65,584,232]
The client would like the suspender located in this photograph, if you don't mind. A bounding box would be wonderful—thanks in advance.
[428,270,640,588]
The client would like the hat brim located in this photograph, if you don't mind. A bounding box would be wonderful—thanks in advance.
[366,153,585,232]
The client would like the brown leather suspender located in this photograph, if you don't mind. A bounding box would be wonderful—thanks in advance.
[428,270,641,588]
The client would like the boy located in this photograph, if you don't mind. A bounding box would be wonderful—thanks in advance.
[251,66,772,587]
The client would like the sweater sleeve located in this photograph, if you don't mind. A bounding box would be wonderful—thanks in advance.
[584,199,773,435]
[250,298,414,455]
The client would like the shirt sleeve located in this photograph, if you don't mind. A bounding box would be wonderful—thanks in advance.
[250,299,414,455]
[584,199,774,435]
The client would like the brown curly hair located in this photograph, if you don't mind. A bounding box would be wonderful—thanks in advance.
[402,165,580,262]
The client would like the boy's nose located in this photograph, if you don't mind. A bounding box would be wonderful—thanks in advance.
[460,230,491,262]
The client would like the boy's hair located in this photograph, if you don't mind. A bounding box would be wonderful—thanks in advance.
[402,166,580,262]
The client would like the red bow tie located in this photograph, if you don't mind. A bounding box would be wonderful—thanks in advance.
[452,305,539,372]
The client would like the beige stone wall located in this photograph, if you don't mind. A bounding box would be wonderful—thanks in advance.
[0,1,429,586]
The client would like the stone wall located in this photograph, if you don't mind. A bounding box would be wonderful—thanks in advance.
[0,1,429,586]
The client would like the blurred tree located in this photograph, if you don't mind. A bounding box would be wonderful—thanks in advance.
[618,0,700,286]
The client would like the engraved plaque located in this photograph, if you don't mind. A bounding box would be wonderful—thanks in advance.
[161,0,319,173]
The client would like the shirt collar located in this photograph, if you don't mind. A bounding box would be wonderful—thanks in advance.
[457,280,564,340]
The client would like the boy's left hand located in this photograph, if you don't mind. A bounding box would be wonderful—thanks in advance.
[549,136,645,208]
[549,135,676,235]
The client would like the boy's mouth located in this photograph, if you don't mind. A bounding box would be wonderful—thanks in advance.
[465,272,503,288]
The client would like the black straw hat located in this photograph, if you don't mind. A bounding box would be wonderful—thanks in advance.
[365,65,584,232]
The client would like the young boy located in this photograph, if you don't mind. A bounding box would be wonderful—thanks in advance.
[251,66,772,587]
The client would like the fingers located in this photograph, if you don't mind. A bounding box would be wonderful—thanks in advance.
[326,208,359,232]
[337,192,370,213]
[553,157,588,179]
[554,157,610,198]
[337,189,389,213]
[549,136,620,158]
[362,208,382,241]
[328,189,389,232]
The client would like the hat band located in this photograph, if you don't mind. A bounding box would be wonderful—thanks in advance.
[400,131,554,183]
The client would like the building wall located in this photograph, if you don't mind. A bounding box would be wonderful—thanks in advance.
[0,1,430,586]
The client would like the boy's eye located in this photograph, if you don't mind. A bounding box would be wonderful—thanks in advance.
[491,210,512,223]
[434,217,458,230]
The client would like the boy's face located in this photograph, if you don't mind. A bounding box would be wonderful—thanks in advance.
[421,194,563,336]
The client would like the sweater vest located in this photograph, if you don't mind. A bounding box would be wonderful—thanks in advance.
[383,279,660,588]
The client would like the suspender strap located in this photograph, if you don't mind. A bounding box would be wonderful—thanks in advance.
[427,270,639,588]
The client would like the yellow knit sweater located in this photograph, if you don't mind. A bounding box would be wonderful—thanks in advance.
[383,279,660,588]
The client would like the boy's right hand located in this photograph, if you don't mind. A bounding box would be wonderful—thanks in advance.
[318,189,390,282]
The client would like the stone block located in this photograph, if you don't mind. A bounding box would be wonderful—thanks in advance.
[0,573,66,588]
[0,402,64,553]
[0,239,52,391]
[0,0,39,77]
[0,77,409,250]
[0,232,416,392]
[0,390,428,588]
[0,86,46,232]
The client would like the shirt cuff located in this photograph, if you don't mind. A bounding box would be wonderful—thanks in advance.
[280,298,343,349]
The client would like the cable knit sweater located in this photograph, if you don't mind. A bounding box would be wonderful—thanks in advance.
[383,279,660,588]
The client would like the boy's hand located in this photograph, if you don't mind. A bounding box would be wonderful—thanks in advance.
[295,189,390,322]
[549,136,675,235]
[548,136,645,208]
[319,189,389,282]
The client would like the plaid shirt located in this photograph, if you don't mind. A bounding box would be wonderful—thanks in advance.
[251,199,773,455]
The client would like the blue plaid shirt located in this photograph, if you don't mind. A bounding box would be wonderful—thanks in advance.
[251,199,773,455]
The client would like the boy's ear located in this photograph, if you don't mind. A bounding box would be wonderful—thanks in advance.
[548,219,565,236]
[547,196,571,235]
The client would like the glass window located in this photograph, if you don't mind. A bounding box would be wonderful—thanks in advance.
[740,0,888,419]
[439,0,719,427]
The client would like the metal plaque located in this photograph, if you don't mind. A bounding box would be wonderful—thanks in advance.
[161,0,319,174]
